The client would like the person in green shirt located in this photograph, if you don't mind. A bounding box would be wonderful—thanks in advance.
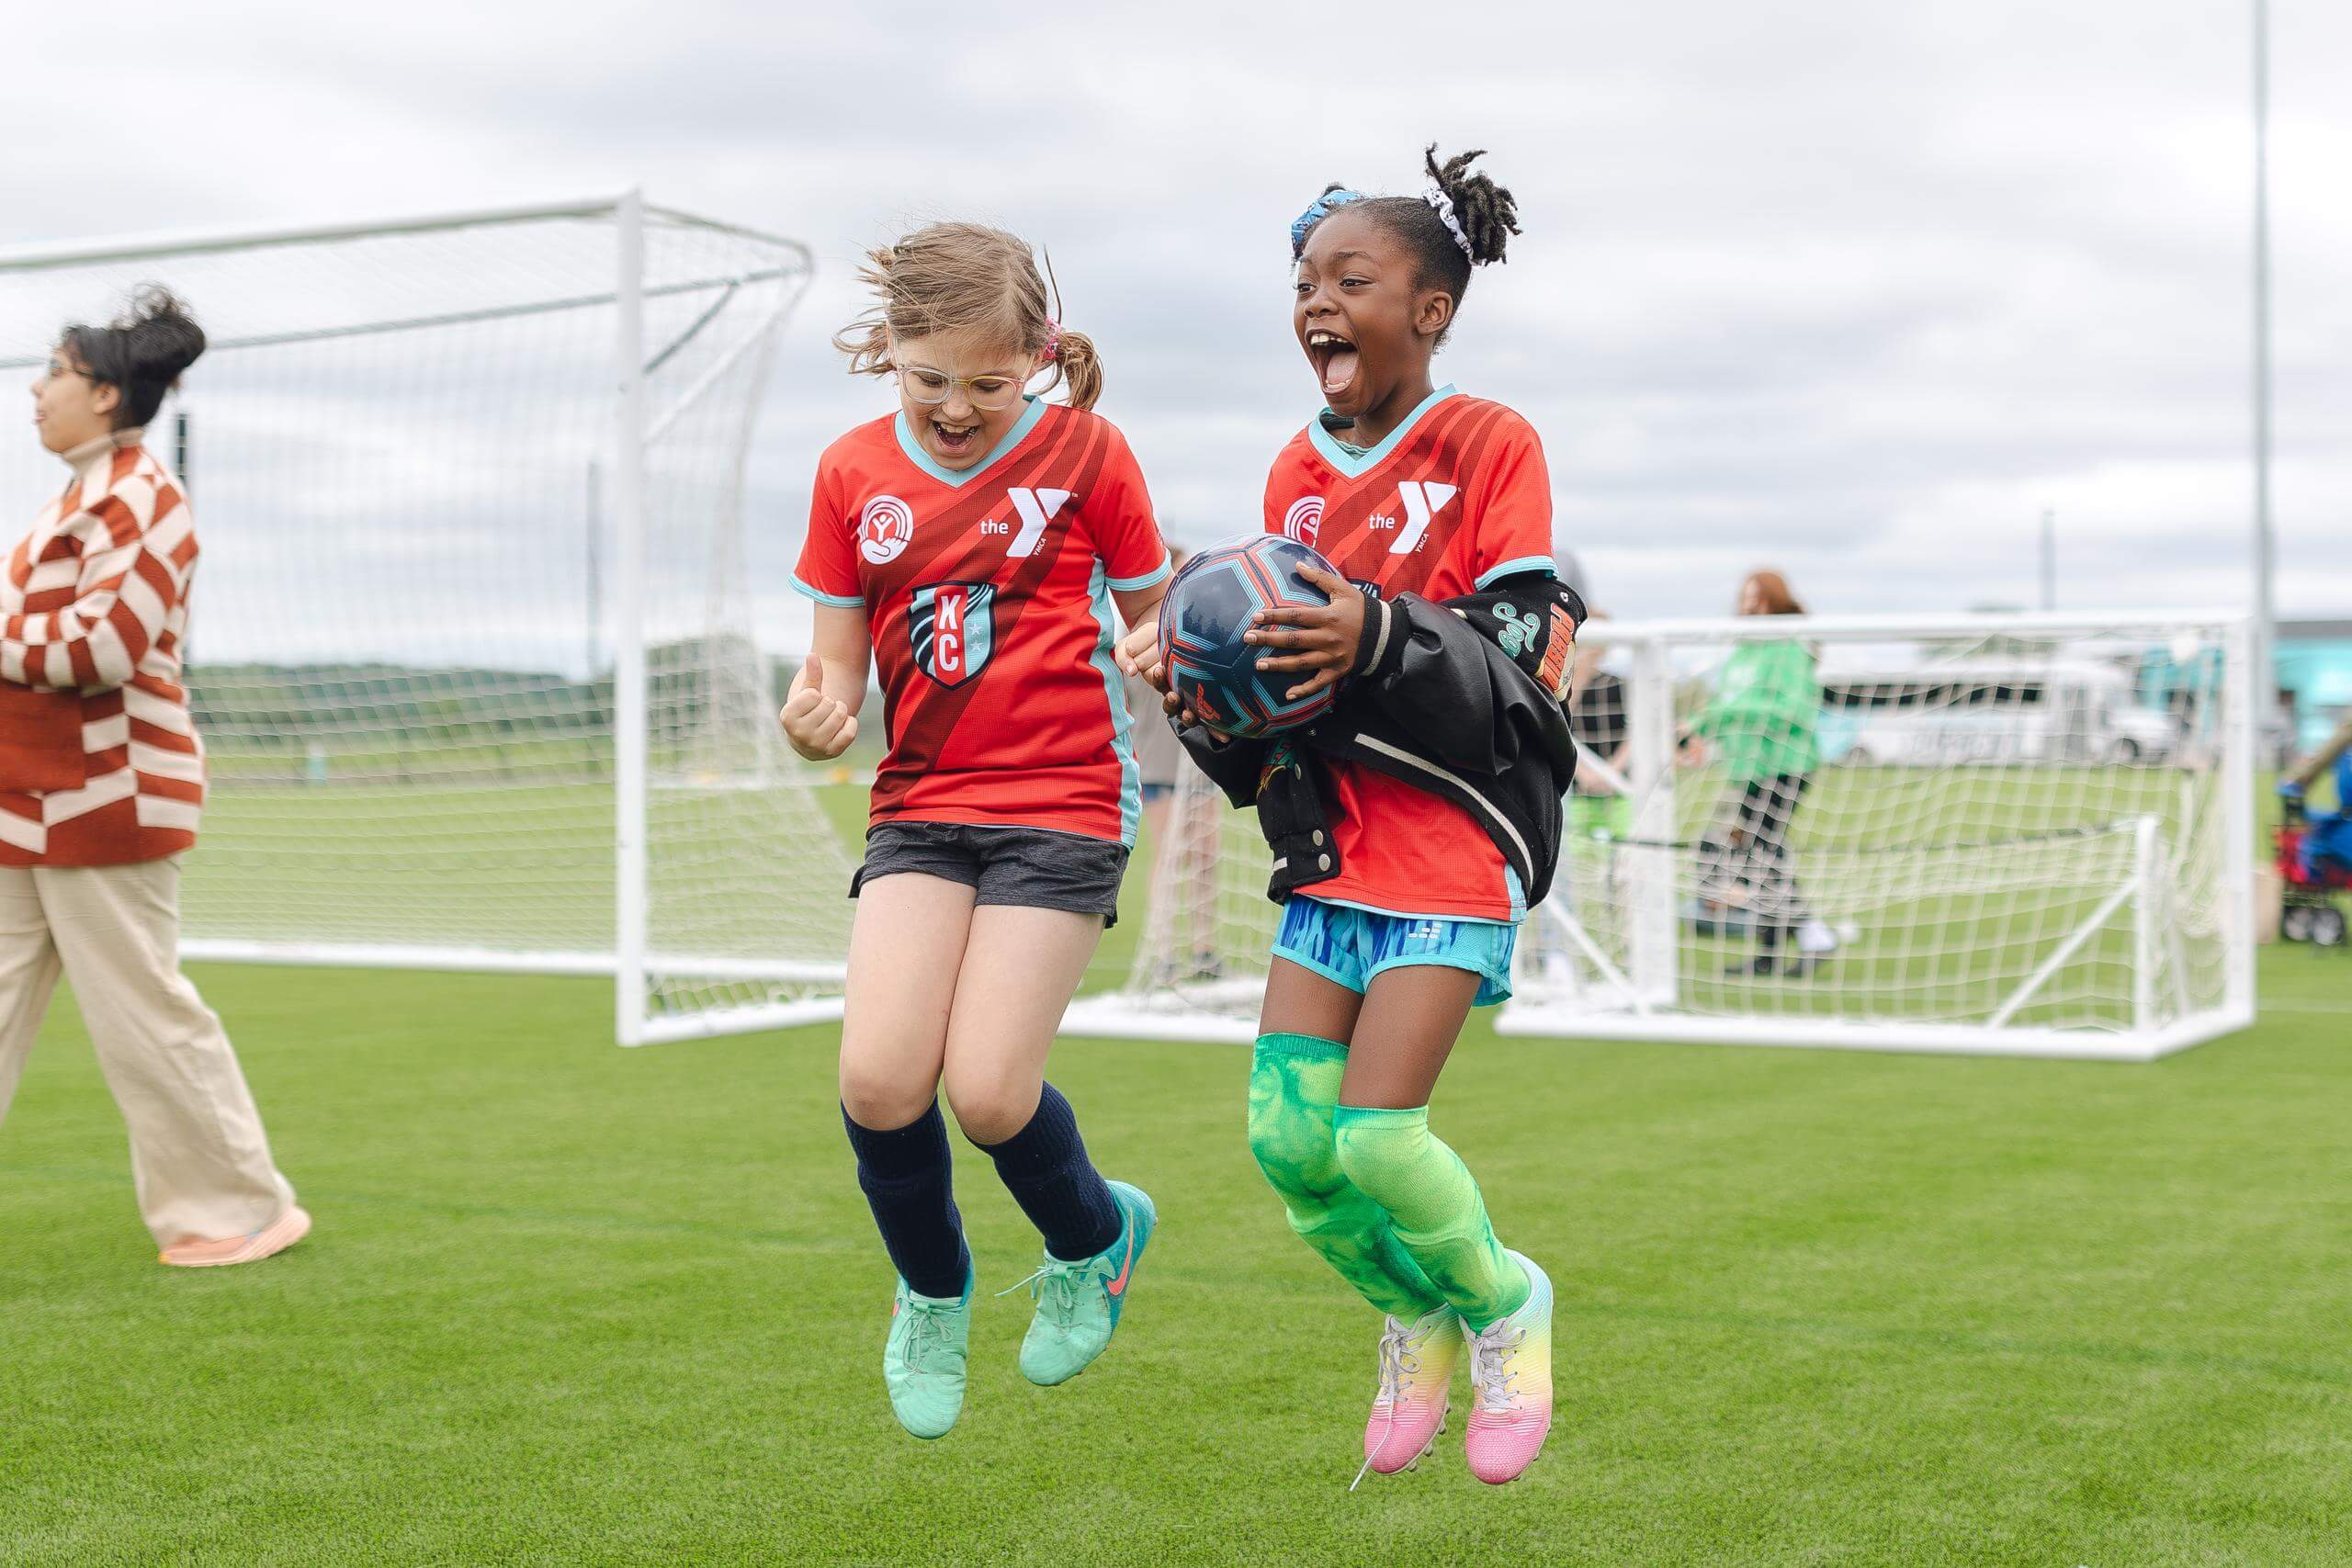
[1682,570,1837,976]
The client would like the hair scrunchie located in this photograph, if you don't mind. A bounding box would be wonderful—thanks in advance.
[1423,185,1476,262]
[1290,187,1365,260]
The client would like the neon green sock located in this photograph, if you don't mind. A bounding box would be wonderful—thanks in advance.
[1247,1035,1445,1320]
[1332,1104,1531,1328]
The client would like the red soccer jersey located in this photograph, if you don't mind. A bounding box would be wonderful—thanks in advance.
[1262,387,1556,921]
[795,400,1171,844]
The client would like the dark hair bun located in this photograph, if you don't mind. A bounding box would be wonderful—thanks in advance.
[116,285,206,383]
[1424,145,1521,267]
[60,285,205,431]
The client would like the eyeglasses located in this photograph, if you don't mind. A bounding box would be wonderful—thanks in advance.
[40,359,96,383]
[897,365,1029,412]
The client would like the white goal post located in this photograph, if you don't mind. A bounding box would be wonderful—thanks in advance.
[0,194,853,1046]
[1069,610,2256,1062]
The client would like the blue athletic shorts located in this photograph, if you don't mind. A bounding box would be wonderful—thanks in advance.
[1272,895,1517,1008]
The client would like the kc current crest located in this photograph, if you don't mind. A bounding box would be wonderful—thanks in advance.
[908,582,996,687]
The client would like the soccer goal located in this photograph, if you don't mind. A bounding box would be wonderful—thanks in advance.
[0,193,853,1046]
[1071,611,2256,1061]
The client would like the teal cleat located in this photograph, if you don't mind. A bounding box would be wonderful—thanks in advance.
[1001,1180,1156,1387]
[883,1267,973,1439]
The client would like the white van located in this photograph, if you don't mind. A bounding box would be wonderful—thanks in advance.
[1825,657,2179,767]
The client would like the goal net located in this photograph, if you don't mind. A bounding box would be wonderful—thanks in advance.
[1069,612,2255,1061]
[0,195,853,1045]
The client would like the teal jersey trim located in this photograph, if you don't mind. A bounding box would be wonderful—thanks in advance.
[1476,556,1557,590]
[1306,384,1458,479]
[1084,561,1144,846]
[789,574,865,608]
[1317,412,1370,461]
[1105,555,1174,593]
[893,395,1050,488]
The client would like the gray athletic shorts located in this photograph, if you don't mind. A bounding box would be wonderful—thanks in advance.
[852,821,1129,927]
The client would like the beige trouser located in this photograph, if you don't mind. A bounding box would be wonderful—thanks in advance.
[0,856,296,1247]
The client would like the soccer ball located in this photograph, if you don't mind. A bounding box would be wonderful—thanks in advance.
[1158,536,1340,739]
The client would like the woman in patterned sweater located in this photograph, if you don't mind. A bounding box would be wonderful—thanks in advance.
[1,288,308,1267]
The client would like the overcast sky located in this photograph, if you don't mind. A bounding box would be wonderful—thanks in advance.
[4,0,2346,653]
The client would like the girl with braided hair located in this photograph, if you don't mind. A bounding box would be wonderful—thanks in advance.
[1129,145,1574,1486]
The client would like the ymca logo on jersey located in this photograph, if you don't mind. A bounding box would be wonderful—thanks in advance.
[992,487,1071,558]
[858,495,915,564]
[1281,495,1324,548]
[908,582,996,687]
[1381,481,1456,555]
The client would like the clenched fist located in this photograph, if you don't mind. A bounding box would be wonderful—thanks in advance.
[780,653,859,761]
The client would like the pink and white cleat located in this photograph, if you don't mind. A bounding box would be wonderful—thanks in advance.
[1462,1250,1554,1485]
[1351,1304,1461,1488]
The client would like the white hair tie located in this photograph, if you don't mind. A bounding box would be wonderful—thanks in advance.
[1424,185,1476,262]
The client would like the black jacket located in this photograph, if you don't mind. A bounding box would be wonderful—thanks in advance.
[1176,572,1585,908]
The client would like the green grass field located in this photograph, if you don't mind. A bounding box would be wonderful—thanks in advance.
[3,934,2348,1562]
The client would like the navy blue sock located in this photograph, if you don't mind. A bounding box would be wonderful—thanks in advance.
[970,1082,1122,1263]
[842,1101,970,1300]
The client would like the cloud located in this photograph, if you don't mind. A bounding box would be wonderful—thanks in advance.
[2,0,2346,664]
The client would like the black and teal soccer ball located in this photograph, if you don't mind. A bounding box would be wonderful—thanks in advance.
[1158,536,1340,739]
